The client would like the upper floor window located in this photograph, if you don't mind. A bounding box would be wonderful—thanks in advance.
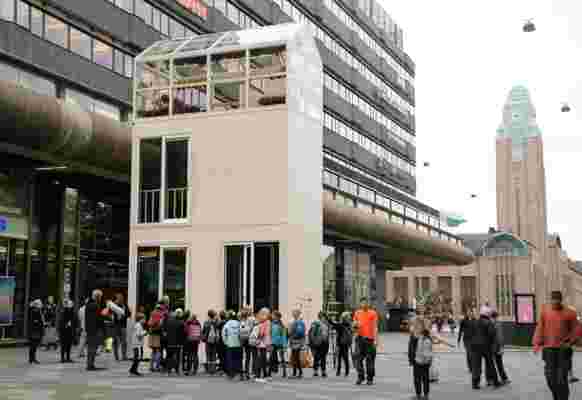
[138,137,190,224]
[45,14,67,48]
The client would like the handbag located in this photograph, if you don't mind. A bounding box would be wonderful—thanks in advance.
[300,347,313,369]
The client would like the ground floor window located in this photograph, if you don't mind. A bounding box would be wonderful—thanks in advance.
[137,246,187,315]
[0,237,27,339]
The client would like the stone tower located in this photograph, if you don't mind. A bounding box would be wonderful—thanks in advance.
[496,86,548,260]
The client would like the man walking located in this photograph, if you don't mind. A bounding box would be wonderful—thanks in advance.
[458,310,475,374]
[77,298,87,358]
[533,291,582,400]
[113,293,131,361]
[353,298,378,385]
[490,311,510,385]
[85,290,105,371]
[469,310,500,390]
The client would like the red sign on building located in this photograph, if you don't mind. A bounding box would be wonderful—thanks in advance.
[177,0,208,19]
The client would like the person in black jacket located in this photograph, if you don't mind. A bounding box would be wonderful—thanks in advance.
[457,310,475,373]
[112,293,130,362]
[328,312,353,377]
[469,311,500,390]
[57,299,77,363]
[163,309,185,375]
[28,299,45,364]
[85,289,105,371]
[202,310,220,374]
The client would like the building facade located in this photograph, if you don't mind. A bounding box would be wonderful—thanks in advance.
[0,0,472,340]
[386,86,582,320]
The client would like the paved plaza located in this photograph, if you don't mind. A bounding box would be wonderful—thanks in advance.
[0,334,580,400]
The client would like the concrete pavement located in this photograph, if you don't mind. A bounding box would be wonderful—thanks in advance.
[1,337,580,400]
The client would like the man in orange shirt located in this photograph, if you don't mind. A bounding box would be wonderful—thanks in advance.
[353,297,378,386]
[533,291,581,400]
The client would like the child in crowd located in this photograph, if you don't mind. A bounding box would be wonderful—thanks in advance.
[183,312,202,376]
[254,308,272,383]
[288,309,307,379]
[130,313,146,377]
[222,310,244,380]
[270,311,288,378]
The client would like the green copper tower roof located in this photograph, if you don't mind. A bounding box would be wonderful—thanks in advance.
[497,85,542,160]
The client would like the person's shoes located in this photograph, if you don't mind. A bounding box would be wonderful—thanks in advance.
[322,372,327,378]
[60,359,66,363]
[366,380,373,386]
[32,360,40,364]
[345,372,350,377]
[240,375,246,381]
[356,378,364,385]
[129,370,142,377]
[255,378,266,383]
[66,359,75,363]
[492,382,502,389]
[313,371,319,377]
[472,385,480,390]
[570,377,580,383]
[336,371,341,377]
[501,379,511,385]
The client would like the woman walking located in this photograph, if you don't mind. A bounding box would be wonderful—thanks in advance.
[28,299,44,364]
[409,318,434,400]
[147,303,164,372]
[329,311,353,377]
[183,312,202,375]
[288,309,307,379]
[57,299,77,363]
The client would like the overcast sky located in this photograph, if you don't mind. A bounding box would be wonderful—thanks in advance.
[381,0,582,259]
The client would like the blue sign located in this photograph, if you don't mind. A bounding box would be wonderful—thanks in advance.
[0,216,6,233]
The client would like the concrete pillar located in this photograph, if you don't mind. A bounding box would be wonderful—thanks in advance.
[430,275,438,293]
[452,274,461,315]
[385,272,394,304]
[408,274,416,303]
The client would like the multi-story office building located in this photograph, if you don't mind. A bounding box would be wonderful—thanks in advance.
[0,0,471,340]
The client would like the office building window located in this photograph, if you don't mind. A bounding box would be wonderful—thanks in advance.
[16,0,30,29]
[45,14,68,48]
[30,6,43,36]
[0,1,15,21]
[69,28,92,60]
[93,40,113,69]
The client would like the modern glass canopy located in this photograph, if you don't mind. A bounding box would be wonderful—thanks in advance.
[133,24,312,120]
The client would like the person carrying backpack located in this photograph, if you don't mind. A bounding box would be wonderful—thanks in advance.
[289,309,307,379]
[409,318,434,400]
[309,311,330,378]
[270,311,288,378]
[239,308,256,380]
[222,311,244,380]
[329,311,353,377]
[147,303,164,372]
[183,312,202,375]
[202,310,219,374]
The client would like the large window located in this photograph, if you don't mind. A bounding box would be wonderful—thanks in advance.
[45,14,68,48]
[137,246,188,314]
[138,137,190,224]
[0,1,15,21]
[69,28,92,60]
[66,88,121,120]
[93,40,113,69]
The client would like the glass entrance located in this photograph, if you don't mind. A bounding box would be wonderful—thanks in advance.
[224,242,279,313]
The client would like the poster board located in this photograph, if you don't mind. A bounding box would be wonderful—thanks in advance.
[514,293,536,324]
[0,276,15,326]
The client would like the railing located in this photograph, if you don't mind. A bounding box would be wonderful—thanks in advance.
[165,187,189,220]
[138,187,189,223]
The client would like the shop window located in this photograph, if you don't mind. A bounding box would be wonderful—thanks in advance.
[138,137,190,223]
[93,40,113,69]
[69,28,92,60]
[45,14,68,48]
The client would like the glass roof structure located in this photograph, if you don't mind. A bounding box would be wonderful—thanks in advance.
[136,23,307,62]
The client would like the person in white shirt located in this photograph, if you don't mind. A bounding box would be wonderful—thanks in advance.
[77,298,87,358]
[129,313,146,377]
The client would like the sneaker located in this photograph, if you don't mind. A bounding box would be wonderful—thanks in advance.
[356,378,364,385]
[255,378,267,383]
[570,377,580,383]
[366,380,373,386]
[313,372,319,377]
[322,372,327,378]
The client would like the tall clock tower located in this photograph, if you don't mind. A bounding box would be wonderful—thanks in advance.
[495,86,548,261]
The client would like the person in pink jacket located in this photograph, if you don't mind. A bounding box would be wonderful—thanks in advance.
[254,308,272,383]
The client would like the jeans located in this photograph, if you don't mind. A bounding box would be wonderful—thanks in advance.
[255,348,270,379]
[28,339,40,363]
[78,330,87,357]
[87,343,98,369]
[356,337,376,382]
[291,348,303,376]
[225,347,243,378]
[183,340,200,374]
[59,331,74,361]
[312,343,329,373]
[336,344,350,375]
[543,348,571,400]
[130,348,141,373]
[471,346,498,387]
[166,346,181,373]
[242,344,256,376]
[113,326,128,361]
[413,363,430,397]
[493,352,509,382]
[270,345,287,377]
[150,348,161,371]
[205,343,218,374]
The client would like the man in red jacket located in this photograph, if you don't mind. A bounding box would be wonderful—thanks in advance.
[533,291,581,400]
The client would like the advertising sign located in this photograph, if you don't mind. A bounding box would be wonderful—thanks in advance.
[0,276,15,326]
[514,294,536,324]
[177,0,208,19]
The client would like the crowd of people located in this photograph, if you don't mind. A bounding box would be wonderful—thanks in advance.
[27,293,380,386]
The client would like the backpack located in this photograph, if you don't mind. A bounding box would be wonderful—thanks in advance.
[186,321,201,341]
[292,320,305,339]
[240,320,253,342]
[248,325,260,347]
[339,324,353,346]
[415,336,433,365]
[207,322,218,344]
[309,321,328,347]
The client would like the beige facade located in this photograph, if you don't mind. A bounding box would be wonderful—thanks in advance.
[387,86,582,319]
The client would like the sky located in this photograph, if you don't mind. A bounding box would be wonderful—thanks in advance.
[381,0,582,259]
